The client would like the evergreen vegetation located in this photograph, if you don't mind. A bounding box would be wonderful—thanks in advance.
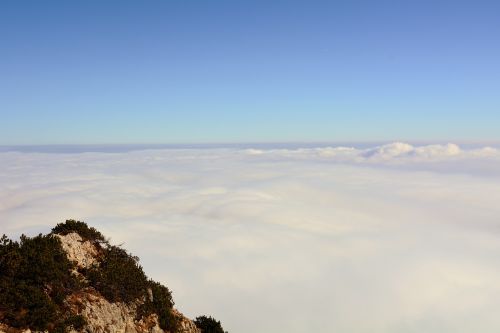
[194,316,227,333]
[0,233,85,332]
[137,280,179,332]
[87,245,148,303]
[52,219,106,244]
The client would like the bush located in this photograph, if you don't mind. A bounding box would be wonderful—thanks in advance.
[89,243,181,331]
[87,245,148,303]
[14,234,77,289]
[137,280,178,332]
[194,315,227,333]
[0,233,83,331]
[52,219,107,244]
[0,281,57,330]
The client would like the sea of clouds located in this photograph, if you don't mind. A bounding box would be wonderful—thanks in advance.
[1,142,500,333]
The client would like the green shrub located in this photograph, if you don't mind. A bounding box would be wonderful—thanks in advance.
[88,243,181,331]
[157,308,180,333]
[137,280,178,332]
[52,219,106,244]
[15,234,77,290]
[87,245,148,303]
[0,281,57,330]
[194,315,227,333]
[0,233,82,331]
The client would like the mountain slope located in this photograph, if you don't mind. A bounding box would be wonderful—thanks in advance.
[0,220,226,333]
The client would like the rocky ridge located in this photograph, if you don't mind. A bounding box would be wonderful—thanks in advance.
[0,222,208,333]
[57,232,200,333]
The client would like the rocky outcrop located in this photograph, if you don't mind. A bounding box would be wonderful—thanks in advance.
[63,288,200,333]
[55,233,99,270]
[0,231,200,333]
[59,232,201,333]
[65,290,163,333]
[171,310,200,333]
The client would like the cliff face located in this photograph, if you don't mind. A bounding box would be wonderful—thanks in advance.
[0,226,202,333]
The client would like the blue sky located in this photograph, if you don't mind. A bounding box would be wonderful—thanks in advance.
[1,0,499,144]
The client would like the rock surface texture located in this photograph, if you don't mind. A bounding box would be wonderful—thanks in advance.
[55,233,99,270]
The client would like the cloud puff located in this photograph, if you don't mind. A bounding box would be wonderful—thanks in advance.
[1,143,500,333]
[362,141,416,158]
[244,142,500,164]
[364,142,465,161]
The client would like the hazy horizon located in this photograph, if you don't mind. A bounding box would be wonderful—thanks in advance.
[2,141,500,153]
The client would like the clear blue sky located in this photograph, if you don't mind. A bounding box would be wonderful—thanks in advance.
[1,0,499,144]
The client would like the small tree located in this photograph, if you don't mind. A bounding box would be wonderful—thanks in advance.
[137,280,179,332]
[194,315,227,333]
[87,245,148,303]
[0,233,85,331]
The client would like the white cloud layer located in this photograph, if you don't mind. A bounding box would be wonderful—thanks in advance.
[1,143,500,333]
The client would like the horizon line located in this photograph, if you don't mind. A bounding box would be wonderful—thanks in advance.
[1,139,500,147]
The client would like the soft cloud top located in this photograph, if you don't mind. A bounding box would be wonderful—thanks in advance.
[245,142,499,163]
[1,143,500,333]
